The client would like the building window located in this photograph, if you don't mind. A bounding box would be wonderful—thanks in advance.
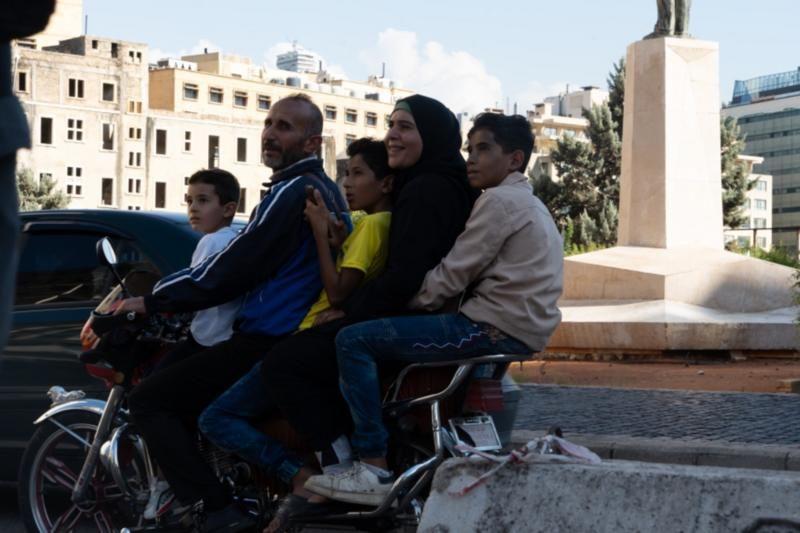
[17,71,28,92]
[91,39,99,49]
[101,178,113,206]
[39,172,53,183]
[345,109,357,124]
[385,114,391,128]
[754,199,768,210]
[155,182,166,208]
[208,135,220,168]
[68,78,84,98]
[128,100,142,113]
[325,106,337,121]
[345,134,356,147]
[102,82,115,102]
[756,236,768,249]
[101,123,114,151]
[40,117,53,145]
[753,218,767,229]
[366,112,377,127]
[234,91,248,108]
[128,151,142,167]
[209,87,223,104]
[257,95,271,111]
[237,188,247,214]
[155,129,167,155]
[128,50,142,64]
[184,131,192,152]
[66,166,83,196]
[127,177,142,194]
[756,180,768,192]
[237,138,247,162]
[128,127,142,140]
[183,83,199,100]
[66,118,84,141]
[111,42,119,58]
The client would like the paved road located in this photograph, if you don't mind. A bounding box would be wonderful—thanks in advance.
[514,384,800,445]
[4,385,800,529]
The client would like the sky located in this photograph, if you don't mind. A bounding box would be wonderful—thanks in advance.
[82,0,799,114]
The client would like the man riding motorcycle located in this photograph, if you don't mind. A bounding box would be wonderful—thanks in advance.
[115,94,349,532]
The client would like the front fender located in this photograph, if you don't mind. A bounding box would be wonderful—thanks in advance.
[34,398,113,425]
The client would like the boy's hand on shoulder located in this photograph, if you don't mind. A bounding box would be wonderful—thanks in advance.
[304,189,330,236]
[328,219,347,250]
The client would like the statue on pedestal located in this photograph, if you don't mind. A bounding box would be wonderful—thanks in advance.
[645,0,692,39]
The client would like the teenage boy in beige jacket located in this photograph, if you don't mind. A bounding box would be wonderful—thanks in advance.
[304,112,564,506]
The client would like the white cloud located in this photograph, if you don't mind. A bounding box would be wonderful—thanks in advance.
[358,28,502,115]
[148,38,221,63]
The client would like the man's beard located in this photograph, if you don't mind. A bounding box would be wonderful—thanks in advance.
[262,143,308,171]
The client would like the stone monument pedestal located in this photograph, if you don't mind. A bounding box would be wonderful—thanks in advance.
[550,38,798,354]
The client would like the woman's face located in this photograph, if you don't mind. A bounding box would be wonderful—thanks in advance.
[384,109,423,169]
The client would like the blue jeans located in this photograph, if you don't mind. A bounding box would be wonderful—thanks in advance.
[199,362,303,484]
[335,313,529,458]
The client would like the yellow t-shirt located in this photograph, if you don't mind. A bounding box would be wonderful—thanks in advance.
[298,211,391,330]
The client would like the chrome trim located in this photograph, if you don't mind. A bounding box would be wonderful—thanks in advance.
[34,398,110,425]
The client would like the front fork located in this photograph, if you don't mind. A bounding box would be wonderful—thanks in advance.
[71,385,126,505]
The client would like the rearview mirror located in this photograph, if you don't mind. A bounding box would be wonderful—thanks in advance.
[96,237,118,266]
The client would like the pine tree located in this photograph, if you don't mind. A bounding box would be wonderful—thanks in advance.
[16,167,68,211]
[720,116,754,229]
[545,58,625,249]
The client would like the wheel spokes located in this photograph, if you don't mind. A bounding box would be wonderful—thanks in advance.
[93,509,114,533]
[41,456,79,492]
[51,503,82,532]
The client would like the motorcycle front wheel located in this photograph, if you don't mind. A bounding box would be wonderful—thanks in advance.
[17,410,145,532]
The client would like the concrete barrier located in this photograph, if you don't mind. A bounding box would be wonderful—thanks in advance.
[418,456,800,533]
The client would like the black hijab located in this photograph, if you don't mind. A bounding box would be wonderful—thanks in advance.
[390,94,468,190]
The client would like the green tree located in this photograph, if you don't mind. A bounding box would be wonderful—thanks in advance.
[543,58,625,248]
[16,167,68,211]
[720,116,754,229]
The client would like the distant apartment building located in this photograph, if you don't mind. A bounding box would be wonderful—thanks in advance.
[723,156,773,250]
[543,86,609,119]
[526,86,608,181]
[14,35,151,211]
[12,12,412,214]
[276,44,323,74]
[723,68,800,251]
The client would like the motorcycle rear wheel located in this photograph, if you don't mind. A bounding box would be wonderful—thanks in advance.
[18,410,145,532]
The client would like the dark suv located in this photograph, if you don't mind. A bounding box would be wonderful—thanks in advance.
[0,209,201,482]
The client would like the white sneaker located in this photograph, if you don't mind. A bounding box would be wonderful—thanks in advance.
[304,461,394,506]
[143,479,173,520]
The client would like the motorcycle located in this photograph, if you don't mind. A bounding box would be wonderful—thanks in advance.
[18,237,534,532]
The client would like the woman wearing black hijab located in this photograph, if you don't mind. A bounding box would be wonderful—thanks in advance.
[343,94,477,321]
[257,95,474,528]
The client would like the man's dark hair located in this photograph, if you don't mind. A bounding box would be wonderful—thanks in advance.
[346,138,390,179]
[468,113,535,172]
[188,168,240,205]
[280,93,323,137]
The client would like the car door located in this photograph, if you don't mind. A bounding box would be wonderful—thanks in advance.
[0,220,160,482]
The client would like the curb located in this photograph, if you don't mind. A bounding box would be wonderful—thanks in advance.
[512,429,800,471]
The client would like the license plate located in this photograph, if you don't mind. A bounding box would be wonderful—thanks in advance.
[449,415,502,451]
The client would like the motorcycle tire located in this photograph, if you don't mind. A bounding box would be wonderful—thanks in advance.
[17,410,140,533]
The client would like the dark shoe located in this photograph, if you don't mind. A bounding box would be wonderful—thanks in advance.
[198,503,256,532]
[264,494,342,533]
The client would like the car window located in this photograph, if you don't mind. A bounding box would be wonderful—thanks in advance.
[15,232,160,306]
